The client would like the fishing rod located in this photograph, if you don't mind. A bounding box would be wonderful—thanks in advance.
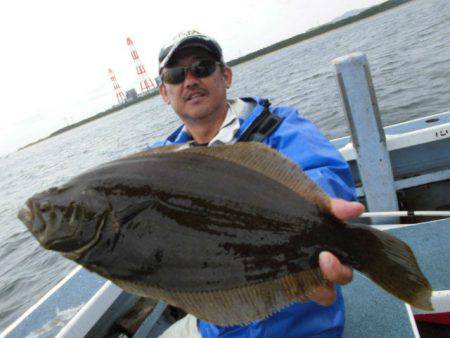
[359,211,450,218]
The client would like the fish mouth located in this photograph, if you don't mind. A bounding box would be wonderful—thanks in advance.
[18,205,34,228]
[18,200,47,236]
[18,200,82,251]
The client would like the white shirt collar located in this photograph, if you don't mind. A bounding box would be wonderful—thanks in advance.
[181,104,240,146]
[208,104,240,146]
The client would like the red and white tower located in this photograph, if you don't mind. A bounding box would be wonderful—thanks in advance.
[108,68,126,104]
[127,37,155,93]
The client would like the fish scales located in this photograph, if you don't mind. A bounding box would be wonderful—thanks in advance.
[18,142,433,325]
[69,151,328,291]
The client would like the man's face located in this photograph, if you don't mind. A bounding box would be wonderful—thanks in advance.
[159,48,232,123]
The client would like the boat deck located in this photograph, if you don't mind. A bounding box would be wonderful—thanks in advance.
[343,218,450,337]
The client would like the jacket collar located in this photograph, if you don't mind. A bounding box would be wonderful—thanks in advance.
[168,97,260,143]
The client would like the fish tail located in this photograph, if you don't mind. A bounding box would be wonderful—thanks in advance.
[335,222,433,310]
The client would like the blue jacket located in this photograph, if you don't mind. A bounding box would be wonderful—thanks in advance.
[150,97,356,337]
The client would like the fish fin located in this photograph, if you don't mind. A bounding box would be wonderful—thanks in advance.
[181,142,332,213]
[342,223,433,310]
[82,144,191,175]
[122,143,190,160]
[111,268,327,326]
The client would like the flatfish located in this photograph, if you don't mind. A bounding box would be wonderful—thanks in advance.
[18,142,432,325]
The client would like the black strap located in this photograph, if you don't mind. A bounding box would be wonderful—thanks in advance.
[190,141,209,147]
[237,99,282,143]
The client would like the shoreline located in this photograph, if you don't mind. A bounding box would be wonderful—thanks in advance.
[18,0,411,152]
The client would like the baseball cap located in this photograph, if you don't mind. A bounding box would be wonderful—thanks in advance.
[158,30,224,73]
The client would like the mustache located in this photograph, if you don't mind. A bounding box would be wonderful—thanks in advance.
[183,86,208,101]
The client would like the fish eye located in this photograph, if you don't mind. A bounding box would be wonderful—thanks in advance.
[40,201,52,213]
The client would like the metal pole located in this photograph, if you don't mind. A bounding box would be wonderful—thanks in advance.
[134,301,167,338]
[333,53,398,224]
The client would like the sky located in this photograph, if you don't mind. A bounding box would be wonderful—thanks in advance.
[0,0,385,156]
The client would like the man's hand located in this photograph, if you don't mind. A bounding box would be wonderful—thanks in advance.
[308,198,365,306]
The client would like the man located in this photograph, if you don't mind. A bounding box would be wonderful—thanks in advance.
[152,30,364,337]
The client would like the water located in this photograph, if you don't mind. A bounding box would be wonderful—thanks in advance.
[1,0,449,331]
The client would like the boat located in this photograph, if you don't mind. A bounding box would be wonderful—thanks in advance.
[1,53,449,338]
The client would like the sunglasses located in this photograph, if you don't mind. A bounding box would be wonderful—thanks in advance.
[161,59,222,84]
